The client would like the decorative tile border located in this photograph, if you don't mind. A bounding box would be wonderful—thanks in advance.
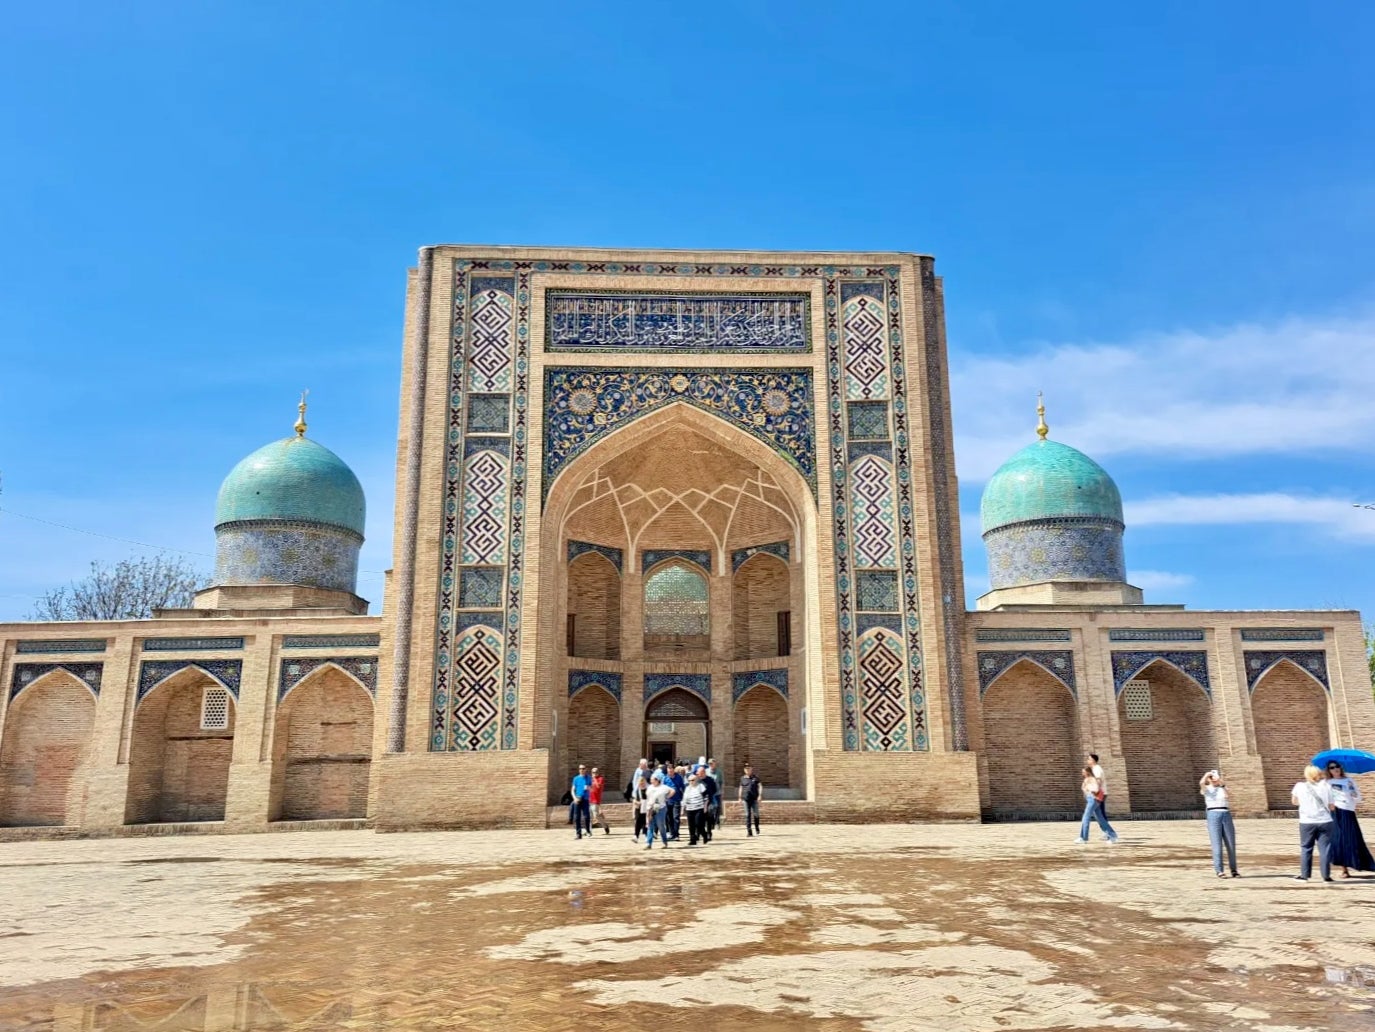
[977,650,1075,697]
[644,673,711,704]
[974,628,1071,643]
[546,290,810,352]
[856,613,902,634]
[732,668,788,703]
[279,656,379,701]
[1110,650,1211,697]
[731,540,790,571]
[15,639,106,654]
[137,660,243,703]
[1240,628,1325,642]
[143,637,244,652]
[642,549,712,574]
[568,670,623,704]
[10,662,102,699]
[568,540,623,574]
[282,633,381,649]
[1243,650,1330,693]
[1107,629,1206,642]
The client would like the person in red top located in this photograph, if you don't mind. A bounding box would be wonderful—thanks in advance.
[588,767,610,835]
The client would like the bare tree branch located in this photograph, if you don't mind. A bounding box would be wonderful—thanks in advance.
[30,556,204,621]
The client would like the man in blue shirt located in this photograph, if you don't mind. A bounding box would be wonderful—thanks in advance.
[668,764,687,840]
[570,764,592,840]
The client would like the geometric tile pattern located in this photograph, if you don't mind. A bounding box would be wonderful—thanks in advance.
[1240,628,1325,642]
[842,289,889,401]
[278,656,379,702]
[644,673,711,704]
[1110,650,1211,697]
[458,568,504,609]
[567,540,624,573]
[1107,629,1206,642]
[466,395,511,434]
[985,518,1127,589]
[282,634,382,649]
[974,628,1072,642]
[467,279,514,394]
[856,571,899,613]
[731,540,790,571]
[543,366,816,498]
[9,662,102,699]
[858,629,909,751]
[976,650,1076,698]
[447,626,503,750]
[856,613,903,634]
[14,639,107,654]
[546,291,809,352]
[850,454,897,568]
[568,670,623,704]
[142,637,244,652]
[642,549,711,574]
[1243,650,1330,693]
[847,401,890,440]
[214,522,362,594]
[461,449,509,566]
[732,667,788,703]
[137,659,243,703]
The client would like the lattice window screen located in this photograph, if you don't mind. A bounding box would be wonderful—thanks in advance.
[1122,680,1153,720]
[644,565,709,635]
[201,687,230,730]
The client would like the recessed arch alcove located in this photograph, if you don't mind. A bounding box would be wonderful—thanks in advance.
[1116,660,1217,812]
[126,666,236,824]
[270,663,375,821]
[0,670,97,827]
[1251,659,1331,809]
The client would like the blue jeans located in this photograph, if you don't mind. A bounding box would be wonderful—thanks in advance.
[1206,809,1237,873]
[744,799,761,833]
[646,808,669,846]
[572,798,590,836]
[1079,795,1117,841]
[1299,821,1333,879]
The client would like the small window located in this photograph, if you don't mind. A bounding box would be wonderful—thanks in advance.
[777,610,792,657]
[201,687,230,731]
[1122,680,1152,721]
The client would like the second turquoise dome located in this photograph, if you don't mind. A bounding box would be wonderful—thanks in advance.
[215,436,366,537]
[980,439,1122,534]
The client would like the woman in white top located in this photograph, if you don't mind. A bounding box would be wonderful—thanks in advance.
[1199,770,1239,878]
[642,774,674,850]
[682,773,709,846]
[1291,764,1336,882]
[1325,759,1375,877]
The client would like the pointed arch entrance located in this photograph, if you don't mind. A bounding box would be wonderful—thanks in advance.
[1251,659,1331,810]
[644,687,711,765]
[0,670,97,826]
[1117,660,1217,811]
[538,401,820,801]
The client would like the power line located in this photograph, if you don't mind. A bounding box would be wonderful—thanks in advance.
[0,506,215,558]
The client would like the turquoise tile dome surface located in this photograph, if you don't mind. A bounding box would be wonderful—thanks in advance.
[980,439,1122,534]
[215,437,366,536]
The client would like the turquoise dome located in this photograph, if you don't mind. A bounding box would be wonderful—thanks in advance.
[215,436,366,537]
[980,439,1122,534]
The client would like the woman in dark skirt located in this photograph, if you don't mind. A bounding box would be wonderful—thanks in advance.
[1325,759,1375,877]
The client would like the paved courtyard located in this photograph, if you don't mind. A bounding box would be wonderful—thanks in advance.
[0,819,1373,1031]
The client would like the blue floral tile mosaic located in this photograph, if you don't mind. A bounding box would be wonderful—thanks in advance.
[282,633,381,649]
[731,540,790,571]
[1110,650,1211,697]
[458,567,504,609]
[466,394,511,434]
[732,668,788,703]
[856,613,902,634]
[15,639,106,654]
[974,628,1071,643]
[977,650,1076,697]
[642,549,711,574]
[10,662,102,699]
[137,659,243,702]
[1240,628,1325,642]
[1107,629,1205,642]
[546,291,810,352]
[568,670,623,704]
[215,522,360,594]
[985,518,1126,590]
[856,571,899,613]
[847,402,890,441]
[143,637,244,652]
[278,656,379,701]
[1243,650,1329,693]
[644,673,711,703]
[567,540,624,573]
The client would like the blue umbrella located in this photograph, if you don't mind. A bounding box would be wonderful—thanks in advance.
[1312,748,1375,775]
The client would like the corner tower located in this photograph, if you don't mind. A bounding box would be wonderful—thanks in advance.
[195,395,368,614]
[977,397,1141,609]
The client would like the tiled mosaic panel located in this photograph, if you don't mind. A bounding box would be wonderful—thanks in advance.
[567,540,623,573]
[461,449,509,566]
[1107,629,1205,642]
[841,285,889,401]
[137,660,243,703]
[1240,628,1325,642]
[847,401,890,441]
[466,394,511,434]
[282,633,381,649]
[1110,650,1211,697]
[974,628,1071,643]
[9,662,102,700]
[642,549,711,574]
[445,626,503,750]
[568,670,623,704]
[15,639,106,654]
[858,630,908,750]
[467,278,515,393]
[1243,650,1330,692]
[215,523,361,594]
[644,673,711,703]
[543,366,816,498]
[143,637,244,652]
[985,519,1126,590]
[976,650,1076,697]
[546,291,809,352]
[279,656,379,701]
[458,567,504,609]
[856,571,899,613]
[731,540,789,571]
[732,667,788,703]
[850,454,898,568]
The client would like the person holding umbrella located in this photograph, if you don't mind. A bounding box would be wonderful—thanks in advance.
[1319,750,1375,878]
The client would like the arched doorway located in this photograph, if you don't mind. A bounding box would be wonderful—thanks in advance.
[271,664,374,821]
[1117,661,1217,811]
[981,660,1080,813]
[0,671,97,826]
[1252,660,1330,810]
[566,684,622,793]
[733,553,790,660]
[566,552,621,660]
[644,688,710,767]
[732,684,790,788]
[127,667,235,824]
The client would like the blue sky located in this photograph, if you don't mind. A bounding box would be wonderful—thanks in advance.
[1,2,1372,619]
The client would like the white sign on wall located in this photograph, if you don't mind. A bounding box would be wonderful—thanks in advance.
[648,722,675,734]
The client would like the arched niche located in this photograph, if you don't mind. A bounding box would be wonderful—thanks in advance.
[0,671,97,827]
[271,664,374,821]
[1117,660,1216,812]
[566,551,621,660]
[566,684,622,795]
[643,560,710,654]
[732,552,791,660]
[643,687,711,766]
[126,667,236,824]
[980,660,1080,813]
[732,684,790,788]
[1251,659,1331,810]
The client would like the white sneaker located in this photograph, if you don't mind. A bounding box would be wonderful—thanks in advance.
[1105,838,1119,845]
[1074,838,1087,844]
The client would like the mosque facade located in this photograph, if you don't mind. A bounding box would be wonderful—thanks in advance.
[1,245,1371,833]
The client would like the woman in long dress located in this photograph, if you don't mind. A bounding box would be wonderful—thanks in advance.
[1325,759,1375,877]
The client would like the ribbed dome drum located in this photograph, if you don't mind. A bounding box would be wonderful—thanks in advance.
[212,435,366,594]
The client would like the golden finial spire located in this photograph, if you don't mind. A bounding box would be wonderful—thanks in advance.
[1036,391,1049,441]
[294,389,309,437]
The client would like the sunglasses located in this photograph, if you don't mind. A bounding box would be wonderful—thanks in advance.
[1327,764,1342,771]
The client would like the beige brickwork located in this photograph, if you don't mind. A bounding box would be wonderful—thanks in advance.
[1250,662,1330,809]
[271,666,374,821]
[0,673,95,826]
[732,686,790,788]
[980,661,1081,812]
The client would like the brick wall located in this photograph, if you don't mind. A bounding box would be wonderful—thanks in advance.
[273,666,374,821]
[1251,662,1331,809]
[126,676,235,824]
[732,686,790,787]
[980,663,1080,812]
[568,553,621,660]
[0,676,96,826]
[812,750,982,820]
[565,686,622,793]
[732,555,790,660]
[1116,665,1216,811]
[371,750,550,829]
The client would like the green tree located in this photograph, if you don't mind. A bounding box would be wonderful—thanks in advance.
[31,555,203,621]
[1367,622,1375,684]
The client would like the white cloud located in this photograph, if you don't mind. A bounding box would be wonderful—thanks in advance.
[1127,569,1196,592]
[950,311,1375,480]
[1126,492,1375,542]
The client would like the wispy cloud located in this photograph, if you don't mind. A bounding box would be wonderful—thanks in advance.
[1128,569,1196,593]
[951,311,1375,480]
[1126,492,1375,542]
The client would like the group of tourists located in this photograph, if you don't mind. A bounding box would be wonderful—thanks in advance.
[565,757,763,849]
[1075,749,1374,882]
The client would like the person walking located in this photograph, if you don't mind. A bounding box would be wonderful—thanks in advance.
[1076,764,1118,844]
[739,763,762,836]
[629,759,650,843]
[588,766,610,835]
[643,772,674,850]
[570,764,592,840]
[1199,770,1239,877]
[668,764,687,840]
[683,772,710,845]
[1325,759,1374,877]
[707,758,724,826]
[1292,764,1336,882]
[699,765,719,843]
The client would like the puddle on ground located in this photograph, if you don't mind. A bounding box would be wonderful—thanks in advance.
[1,837,1371,1031]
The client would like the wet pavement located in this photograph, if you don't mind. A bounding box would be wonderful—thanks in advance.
[1,820,1373,1031]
